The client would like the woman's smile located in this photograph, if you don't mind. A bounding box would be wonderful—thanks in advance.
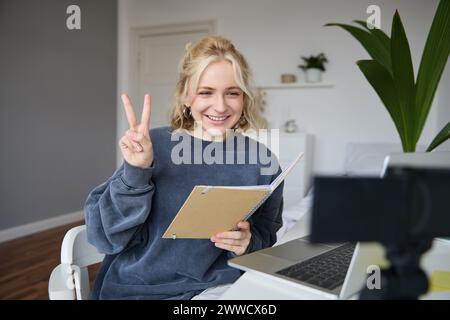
[204,114,231,124]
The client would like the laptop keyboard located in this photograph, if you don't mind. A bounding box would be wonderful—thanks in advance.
[276,243,356,291]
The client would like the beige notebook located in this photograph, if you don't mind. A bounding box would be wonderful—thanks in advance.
[162,152,304,239]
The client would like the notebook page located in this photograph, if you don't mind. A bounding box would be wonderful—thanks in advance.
[196,151,303,192]
[270,152,304,191]
[219,185,270,190]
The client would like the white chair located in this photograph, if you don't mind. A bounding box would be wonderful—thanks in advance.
[48,225,104,300]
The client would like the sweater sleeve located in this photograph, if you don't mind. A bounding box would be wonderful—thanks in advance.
[246,179,284,254]
[84,160,155,255]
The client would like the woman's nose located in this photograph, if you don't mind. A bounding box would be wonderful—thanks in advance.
[213,95,227,113]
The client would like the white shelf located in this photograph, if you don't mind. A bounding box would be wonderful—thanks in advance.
[256,82,334,90]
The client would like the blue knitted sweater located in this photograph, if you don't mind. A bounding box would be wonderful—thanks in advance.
[85,126,284,299]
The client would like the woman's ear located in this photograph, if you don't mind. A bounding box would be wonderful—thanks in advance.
[183,80,197,106]
[183,91,194,107]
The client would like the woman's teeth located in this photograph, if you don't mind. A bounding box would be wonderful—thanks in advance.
[206,115,229,121]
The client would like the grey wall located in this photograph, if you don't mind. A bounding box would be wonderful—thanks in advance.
[0,0,117,229]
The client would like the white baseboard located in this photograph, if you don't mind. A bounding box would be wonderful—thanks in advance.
[0,211,84,244]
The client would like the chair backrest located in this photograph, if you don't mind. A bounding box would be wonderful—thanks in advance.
[49,225,104,300]
[61,225,104,267]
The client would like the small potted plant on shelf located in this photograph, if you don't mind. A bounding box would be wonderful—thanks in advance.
[298,53,328,82]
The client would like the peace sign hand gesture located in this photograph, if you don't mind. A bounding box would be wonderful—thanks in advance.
[119,94,154,169]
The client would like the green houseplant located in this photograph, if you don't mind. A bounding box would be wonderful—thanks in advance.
[298,53,328,82]
[325,0,450,152]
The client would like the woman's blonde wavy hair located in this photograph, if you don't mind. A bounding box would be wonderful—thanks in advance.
[169,35,266,132]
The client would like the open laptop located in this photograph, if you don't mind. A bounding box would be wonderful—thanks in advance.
[228,151,450,300]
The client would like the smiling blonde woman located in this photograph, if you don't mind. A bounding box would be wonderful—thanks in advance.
[84,35,284,300]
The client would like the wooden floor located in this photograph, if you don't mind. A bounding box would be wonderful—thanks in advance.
[0,221,100,300]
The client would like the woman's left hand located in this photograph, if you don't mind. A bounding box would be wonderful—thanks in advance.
[211,221,251,256]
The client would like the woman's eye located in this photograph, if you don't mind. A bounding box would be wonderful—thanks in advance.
[227,92,240,96]
[199,91,212,95]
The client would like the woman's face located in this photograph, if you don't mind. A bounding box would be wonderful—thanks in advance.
[188,60,244,140]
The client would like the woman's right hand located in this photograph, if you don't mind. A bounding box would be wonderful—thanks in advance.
[119,94,154,169]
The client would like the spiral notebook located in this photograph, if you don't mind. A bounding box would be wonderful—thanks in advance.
[162,152,304,239]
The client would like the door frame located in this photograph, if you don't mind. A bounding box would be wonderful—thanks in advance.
[128,20,216,110]
[117,20,215,166]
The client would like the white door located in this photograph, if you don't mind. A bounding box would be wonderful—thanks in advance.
[137,30,210,128]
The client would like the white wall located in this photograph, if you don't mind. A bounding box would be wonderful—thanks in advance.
[117,0,445,174]
[436,62,450,152]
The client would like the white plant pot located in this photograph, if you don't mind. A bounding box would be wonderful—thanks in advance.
[305,69,322,83]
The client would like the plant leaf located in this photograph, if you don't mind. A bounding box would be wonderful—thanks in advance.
[357,60,409,151]
[391,10,416,151]
[426,122,450,151]
[353,20,391,53]
[415,0,450,143]
[325,23,392,73]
